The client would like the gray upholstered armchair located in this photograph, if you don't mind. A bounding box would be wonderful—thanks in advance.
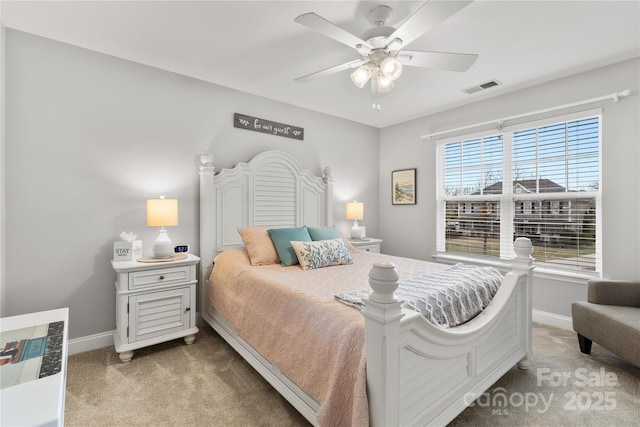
[571,280,640,367]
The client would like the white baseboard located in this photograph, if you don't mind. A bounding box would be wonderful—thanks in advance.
[67,312,572,356]
[532,309,573,331]
[68,330,113,355]
[67,315,208,355]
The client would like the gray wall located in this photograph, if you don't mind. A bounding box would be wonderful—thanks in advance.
[4,30,379,339]
[380,58,640,317]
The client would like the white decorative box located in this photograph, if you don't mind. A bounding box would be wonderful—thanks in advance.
[113,240,142,261]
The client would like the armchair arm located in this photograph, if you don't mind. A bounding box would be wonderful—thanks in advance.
[587,280,640,307]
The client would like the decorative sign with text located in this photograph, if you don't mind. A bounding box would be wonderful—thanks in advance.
[234,113,304,140]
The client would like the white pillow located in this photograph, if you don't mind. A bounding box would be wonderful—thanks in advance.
[290,239,353,270]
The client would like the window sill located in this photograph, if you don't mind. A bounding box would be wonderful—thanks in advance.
[431,252,599,285]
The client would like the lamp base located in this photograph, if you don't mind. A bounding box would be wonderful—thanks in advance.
[152,229,173,258]
[350,220,364,239]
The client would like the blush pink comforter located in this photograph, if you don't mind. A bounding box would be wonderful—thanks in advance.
[208,248,446,426]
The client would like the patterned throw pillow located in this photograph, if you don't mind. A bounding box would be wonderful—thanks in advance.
[290,239,353,270]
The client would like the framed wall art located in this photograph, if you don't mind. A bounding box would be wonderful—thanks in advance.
[392,168,416,205]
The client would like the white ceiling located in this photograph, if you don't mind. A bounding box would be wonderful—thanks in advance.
[2,1,639,128]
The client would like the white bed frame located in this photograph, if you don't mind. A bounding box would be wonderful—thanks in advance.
[199,150,534,427]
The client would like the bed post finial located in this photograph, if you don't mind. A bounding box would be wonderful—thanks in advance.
[512,237,534,283]
[368,261,400,303]
[513,237,533,261]
[323,166,334,183]
[199,152,215,173]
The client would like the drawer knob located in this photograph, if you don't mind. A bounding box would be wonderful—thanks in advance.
[159,275,165,280]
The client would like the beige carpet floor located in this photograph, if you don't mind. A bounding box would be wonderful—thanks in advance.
[65,322,639,426]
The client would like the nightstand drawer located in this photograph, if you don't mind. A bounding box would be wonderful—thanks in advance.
[357,244,380,253]
[128,266,192,290]
[350,238,383,254]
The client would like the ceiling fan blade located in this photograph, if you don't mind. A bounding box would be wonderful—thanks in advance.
[399,50,478,72]
[386,0,473,49]
[295,13,373,51]
[295,59,367,83]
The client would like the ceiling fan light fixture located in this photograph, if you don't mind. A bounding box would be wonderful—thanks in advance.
[294,2,478,98]
[351,64,372,88]
[380,56,403,80]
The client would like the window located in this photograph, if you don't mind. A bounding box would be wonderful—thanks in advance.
[436,110,601,273]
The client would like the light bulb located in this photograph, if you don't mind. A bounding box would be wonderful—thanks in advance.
[377,73,394,92]
[351,65,372,88]
[380,57,403,80]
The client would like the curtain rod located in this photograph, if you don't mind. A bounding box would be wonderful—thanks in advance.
[421,89,631,141]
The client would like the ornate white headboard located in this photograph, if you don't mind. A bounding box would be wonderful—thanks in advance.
[198,150,334,303]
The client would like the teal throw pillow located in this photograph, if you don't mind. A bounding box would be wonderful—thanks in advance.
[307,226,341,241]
[267,226,312,266]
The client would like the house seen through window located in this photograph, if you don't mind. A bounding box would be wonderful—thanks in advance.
[436,111,601,273]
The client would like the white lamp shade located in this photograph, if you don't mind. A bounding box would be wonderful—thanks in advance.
[346,201,364,220]
[147,198,178,227]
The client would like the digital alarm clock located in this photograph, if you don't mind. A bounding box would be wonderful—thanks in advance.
[174,245,189,253]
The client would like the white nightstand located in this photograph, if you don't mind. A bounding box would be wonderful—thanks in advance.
[350,237,383,253]
[111,253,200,362]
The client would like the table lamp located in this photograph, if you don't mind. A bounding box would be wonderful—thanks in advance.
[346,201,364,239]
[147,196,178,258]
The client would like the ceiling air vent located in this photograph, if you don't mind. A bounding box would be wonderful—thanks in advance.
[463,79,501,95]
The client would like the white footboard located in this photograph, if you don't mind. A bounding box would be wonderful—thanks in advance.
[363,238,534,427]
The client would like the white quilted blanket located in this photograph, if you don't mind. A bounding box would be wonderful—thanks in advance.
[335,263,504,328]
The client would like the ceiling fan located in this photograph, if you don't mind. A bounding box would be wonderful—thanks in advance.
[294,0,478,98]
